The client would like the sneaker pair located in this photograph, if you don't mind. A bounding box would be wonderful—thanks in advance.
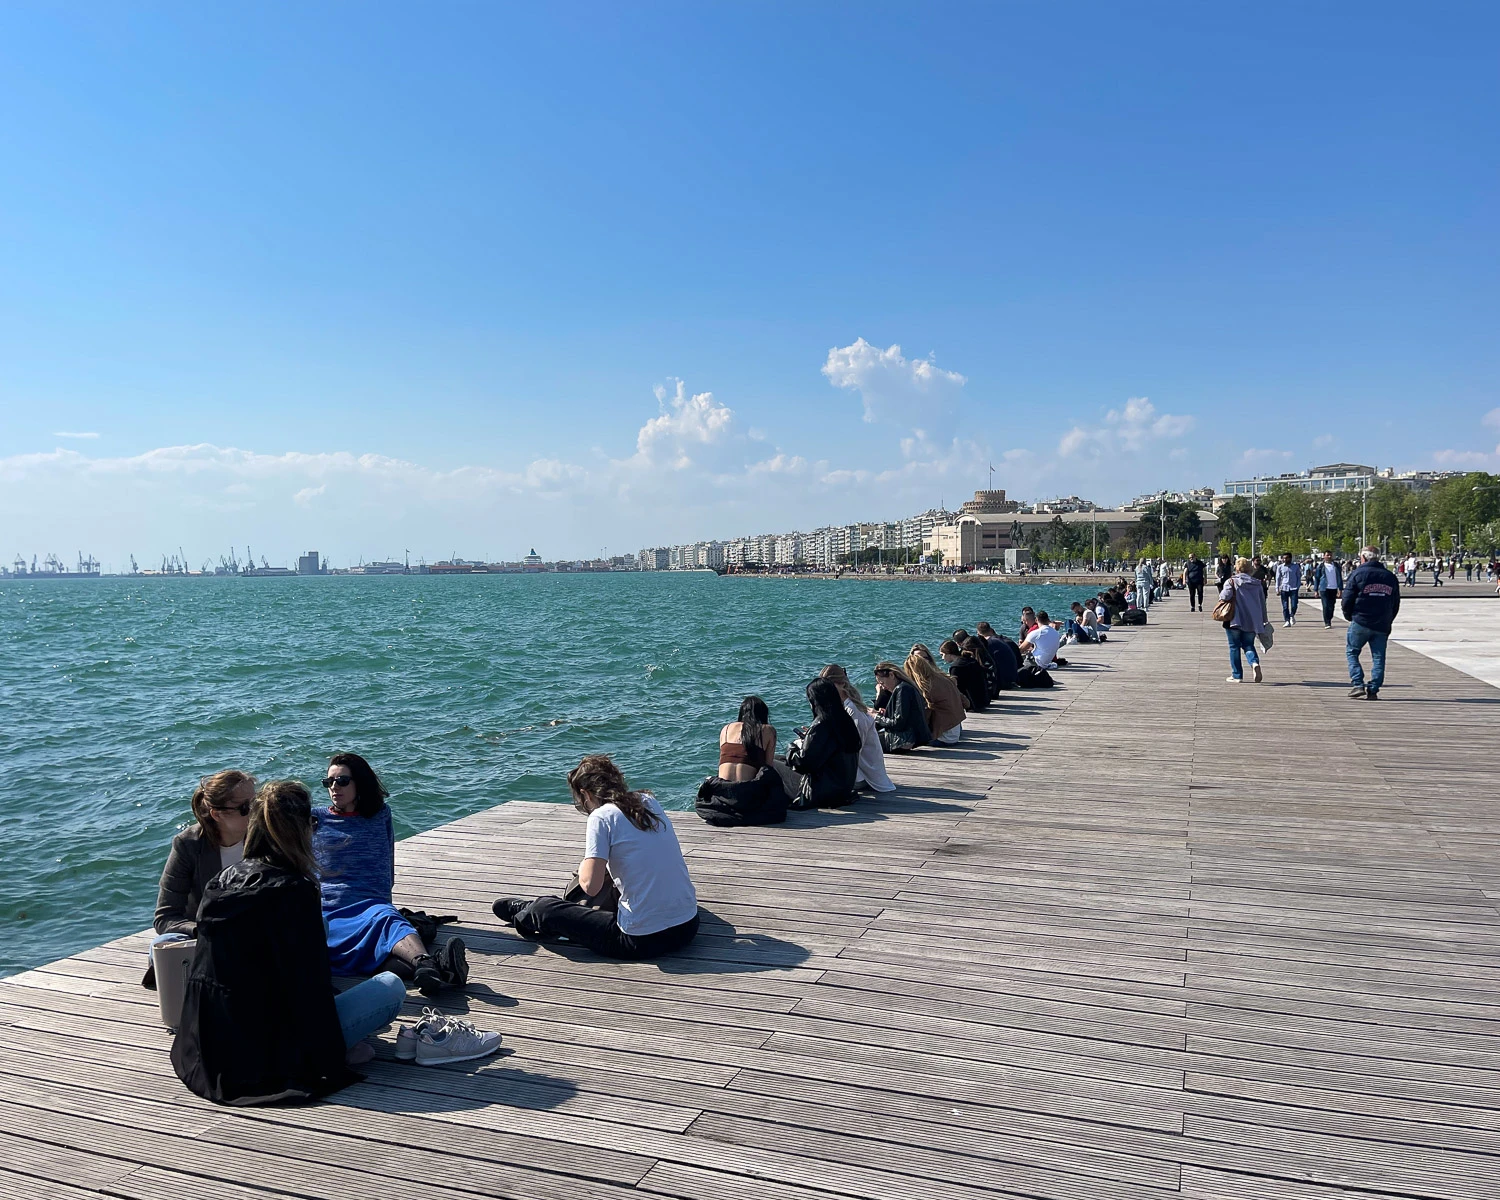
[395,1007,502,1065]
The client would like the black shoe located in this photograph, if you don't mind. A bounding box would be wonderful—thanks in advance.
[491,897,528,925]
[1348,685,1366,699]
[412,953,444,996]
[789,796,813,811]
[438,938,469,990]
[1366,688,1378,701]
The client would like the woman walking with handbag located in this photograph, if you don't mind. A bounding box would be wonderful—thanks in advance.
[1215,556,1268,684]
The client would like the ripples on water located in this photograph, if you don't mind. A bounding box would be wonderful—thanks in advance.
[0,572,1075,975]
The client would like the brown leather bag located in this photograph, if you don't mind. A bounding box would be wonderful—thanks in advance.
[1210,585,1236,626]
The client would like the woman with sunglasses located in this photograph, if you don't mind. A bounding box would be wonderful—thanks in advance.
[312,752,467,996]
[173,779,412,1104]
[150,769,256,966]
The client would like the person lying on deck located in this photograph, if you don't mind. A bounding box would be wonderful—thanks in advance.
[492,755,701,960]
[313,752,467,996]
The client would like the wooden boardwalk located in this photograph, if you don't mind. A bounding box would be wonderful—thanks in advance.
[3,595,1498,1200]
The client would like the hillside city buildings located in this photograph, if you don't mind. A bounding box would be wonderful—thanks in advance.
[640,463,1470,571]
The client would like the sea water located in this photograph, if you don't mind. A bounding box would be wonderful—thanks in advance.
[0,572,1076,976]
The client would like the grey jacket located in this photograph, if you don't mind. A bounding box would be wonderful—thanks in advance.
[1219,572,1268,634]
[155,825,224,936]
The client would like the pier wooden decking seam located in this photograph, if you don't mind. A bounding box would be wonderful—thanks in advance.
[3,596,1498,1199]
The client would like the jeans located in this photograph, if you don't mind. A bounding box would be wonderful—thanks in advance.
[1187,583,1204,610]
[1346,623,1389,693]
[335,971,406,1049]
[1225,627,1260,680]
[514,897,701,960]
[1321,590,1339,626]
[1280,591,1299,621]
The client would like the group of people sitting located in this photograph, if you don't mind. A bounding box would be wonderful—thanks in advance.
[154,751,699,1106]
[153,607,1114,1108]
[694,611,1106,825]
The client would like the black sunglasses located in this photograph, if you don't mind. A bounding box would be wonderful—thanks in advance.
[321,774,354,789]
[211,802,252,817]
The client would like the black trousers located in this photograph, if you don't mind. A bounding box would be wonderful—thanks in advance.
[1321,589,1338,626]
[1187,583,1204,610]
[514,896,700,960]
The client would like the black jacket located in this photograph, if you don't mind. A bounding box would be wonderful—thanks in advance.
[695,769,789,827]
[949,658,989,711]
[1184,559,1206,586]
[985,635,1020,690]
[872,680,931,751]
[1342,562,1401,634]
[155,825,224,937]
[787,716,860,806]
[171,859,355,1106]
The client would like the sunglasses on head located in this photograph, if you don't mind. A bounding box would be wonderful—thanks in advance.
[212,802,252,817]
[321,774,354,789]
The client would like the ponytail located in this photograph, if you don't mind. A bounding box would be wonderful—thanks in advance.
[567,755,661,833]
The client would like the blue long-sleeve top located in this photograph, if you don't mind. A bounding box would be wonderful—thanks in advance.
[311,805,395,913]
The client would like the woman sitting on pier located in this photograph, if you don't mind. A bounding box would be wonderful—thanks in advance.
[777,677,862,808]
[717,695,777,781]
[941,639,989,711]
[492,755,700,959]
[172,780,408,1105]
[313,752,466,996]
[696,696,788,826]
[871,661,931,752]
[820,664,894,793]
[904,645,966,744]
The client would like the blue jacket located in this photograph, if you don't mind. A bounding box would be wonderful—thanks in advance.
[1341,562,1401,634]
[1315,561,1343,591]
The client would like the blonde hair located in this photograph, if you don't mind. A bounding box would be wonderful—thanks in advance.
[820,664,867,712]
[190,769,256,848]
[1235,556,1253,573]
[244,780,319,880]
[904,648,962,709]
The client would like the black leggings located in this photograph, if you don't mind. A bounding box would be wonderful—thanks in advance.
[514,897,700,960]
[1187,583,1204,610]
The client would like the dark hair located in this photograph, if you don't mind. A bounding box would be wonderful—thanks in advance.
[245,780,318,880]
[939,639,961,655]
[1037,610,1050,623]
[327,752,388,817]
[975,621,995,636]
[1021,607,1035,615]
[952,629,969,641]
[737,695,769,751]
[190,769,256,848]
[805,678,861,751]
[567,754,661,832]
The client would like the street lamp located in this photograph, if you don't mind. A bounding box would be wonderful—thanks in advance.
[1160,491,1168,564]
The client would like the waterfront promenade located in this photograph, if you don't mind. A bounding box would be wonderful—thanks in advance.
[1,599,1497,1200]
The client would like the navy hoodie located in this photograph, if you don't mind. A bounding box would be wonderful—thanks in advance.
[1341,561,1401,634]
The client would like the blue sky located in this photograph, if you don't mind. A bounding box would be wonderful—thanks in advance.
[1,2,1496,566]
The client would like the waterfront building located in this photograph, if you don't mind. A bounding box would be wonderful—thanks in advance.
[929,508,1219,568]
[638,547,670,571]
[296,550,322,575]
[960,489,1021,515]
[1219,463,1378,499]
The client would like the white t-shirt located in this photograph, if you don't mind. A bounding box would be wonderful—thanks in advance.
[584,794,699,936]
[1080,608,1098,628]
[1025,625,1062,668]
[219,841,245,870]
[845,698,895,793]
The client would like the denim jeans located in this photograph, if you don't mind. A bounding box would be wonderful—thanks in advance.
[1225,627,1260,679]
[1321,590,1339,626]
[335,971,406,1049]
[1279,591,1299,620]
[1346,623,1389,693]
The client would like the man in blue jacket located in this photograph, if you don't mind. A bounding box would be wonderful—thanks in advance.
[1341,547,1401,700]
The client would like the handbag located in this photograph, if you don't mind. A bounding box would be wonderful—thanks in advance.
[1210,588,1235,625]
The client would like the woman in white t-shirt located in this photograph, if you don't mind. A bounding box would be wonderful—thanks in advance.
[491,755,700,960]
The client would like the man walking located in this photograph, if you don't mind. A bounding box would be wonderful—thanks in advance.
[1342,547,1401,701]
[1184,552,1206,612]
[1274,552,1302,626]
[1315,549,1343,628]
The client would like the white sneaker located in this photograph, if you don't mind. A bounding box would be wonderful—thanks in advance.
[415,1015,502,1065]
[395,1007,446,1060]
[1225,676,1241,684]
[1251,663,1263,683]
[1283,620,1291,627]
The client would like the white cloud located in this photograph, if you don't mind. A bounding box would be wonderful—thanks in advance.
[52,430,99,439]
[1313,434,1335,449]
[1482,408,1500,431]
[822,338,967,441]
[1239,448,1294,466]
[635,380,735,468]
[1057,396,1195,458]
[1432,447,1499,468]
[293,485,326,506]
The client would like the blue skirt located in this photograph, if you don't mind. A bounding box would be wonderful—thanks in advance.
[325,899,417,975]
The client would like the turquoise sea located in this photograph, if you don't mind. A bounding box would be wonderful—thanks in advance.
[0,572,1076,977]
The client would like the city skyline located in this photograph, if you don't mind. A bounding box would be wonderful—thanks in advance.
[2,5,1497,560]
